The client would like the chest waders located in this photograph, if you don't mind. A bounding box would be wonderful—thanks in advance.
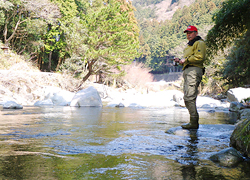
[181,66,203,129]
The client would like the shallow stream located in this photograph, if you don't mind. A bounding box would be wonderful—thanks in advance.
[0,106,249,179]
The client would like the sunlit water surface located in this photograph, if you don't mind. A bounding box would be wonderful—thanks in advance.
[0,106,249,180]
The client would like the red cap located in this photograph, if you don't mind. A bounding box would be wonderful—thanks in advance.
[184,25,198,33]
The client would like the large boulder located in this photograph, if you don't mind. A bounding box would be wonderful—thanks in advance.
[70,86,102,107]
[209,147,244,167]
[230,109,250,157]
[83,83,109,99]
[227,87,250,102]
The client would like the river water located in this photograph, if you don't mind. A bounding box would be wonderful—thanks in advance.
[0,106,249,180]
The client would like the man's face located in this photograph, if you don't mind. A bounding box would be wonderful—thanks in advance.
[186,31,197,41]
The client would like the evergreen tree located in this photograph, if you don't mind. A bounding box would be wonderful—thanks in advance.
[40,0,78,71]
[79,0,140,83]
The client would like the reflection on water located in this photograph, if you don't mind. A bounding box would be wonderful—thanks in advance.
[0,106,249,179]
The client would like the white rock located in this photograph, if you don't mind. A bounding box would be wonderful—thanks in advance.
[172,90,185,106]
[34,99,53,106]
[37,86,75,106]
[70,86,102,107]
[227,87,250,102]
[3,101,23,109]
[196,96,225,108]
[50,90,75,106]
[43,86,63,100]
[84,83,109,99]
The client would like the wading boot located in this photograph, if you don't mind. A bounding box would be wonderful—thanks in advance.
[181,116,199,129]
[182,100,199,129]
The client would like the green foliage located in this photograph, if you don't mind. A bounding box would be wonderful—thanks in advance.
[44,25,66,54]
[78,0,140,81]
[204,0,250,90]
[221,30,250,87]
[0,0,62,62]
[0,0,13,25]
[54,0,78,20]
[133,4,157,21]
[206,0,250,57]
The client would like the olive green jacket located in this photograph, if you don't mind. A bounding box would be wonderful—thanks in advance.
[182,37,206,70]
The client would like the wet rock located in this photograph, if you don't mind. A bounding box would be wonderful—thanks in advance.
[70,86,102,107]
[209,147,244,167]
[230,109,250,157]
[227,87,250,103]
[207,109,216,113]
[115,103,125,108]
[229,101,245,112]
[165,126,190,136]
[240,109,250,119]
[3,101,23,109]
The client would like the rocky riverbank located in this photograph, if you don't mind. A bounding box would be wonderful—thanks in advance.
[1,68,250,167]
[0,69,231,109]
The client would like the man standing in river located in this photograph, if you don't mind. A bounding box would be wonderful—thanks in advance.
[174,25,206,129]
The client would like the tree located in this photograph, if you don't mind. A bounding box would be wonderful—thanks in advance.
[206,0,250,57]
[204,0,250,89]
[0,0,60,49]
[222,30,250,87]
[79,0,140,83]
[40,0,78,71]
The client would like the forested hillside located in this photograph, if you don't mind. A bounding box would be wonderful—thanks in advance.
[0,0,249,94]
[132,0,224,73]
[0,0,139,84]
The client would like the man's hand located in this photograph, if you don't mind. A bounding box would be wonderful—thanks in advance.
[174,58,185,64]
